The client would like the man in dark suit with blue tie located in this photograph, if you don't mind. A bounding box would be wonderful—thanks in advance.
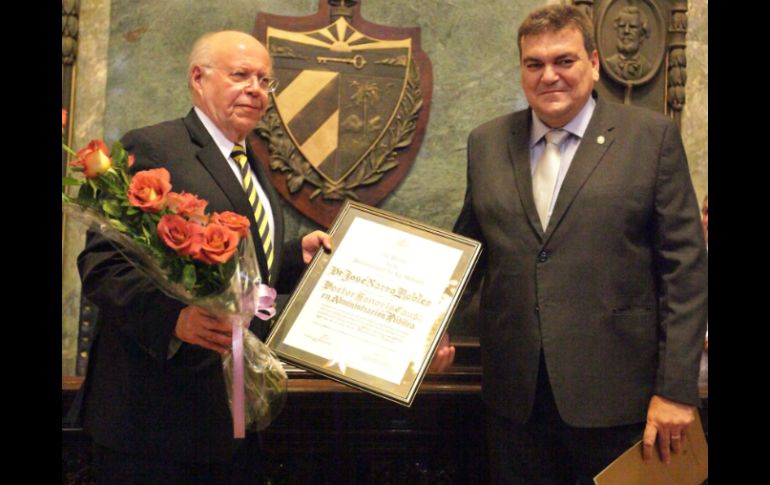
[75,31,333,484]
[453,5,707,484]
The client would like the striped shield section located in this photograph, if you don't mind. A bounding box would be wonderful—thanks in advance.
[268,17,411,184]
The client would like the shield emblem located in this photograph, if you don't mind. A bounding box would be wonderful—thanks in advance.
[268,17,411,184]
[252,1,432,227]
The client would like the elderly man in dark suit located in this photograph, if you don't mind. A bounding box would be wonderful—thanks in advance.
[453,5,707,484]
[76,30,455,484]
[75,31,334,484]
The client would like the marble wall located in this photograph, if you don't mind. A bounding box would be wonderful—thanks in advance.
[681,1,708,206]
[62,0,112,375]
[62,0,708,374]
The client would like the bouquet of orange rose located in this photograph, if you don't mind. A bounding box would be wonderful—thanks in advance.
[62,112,286,436]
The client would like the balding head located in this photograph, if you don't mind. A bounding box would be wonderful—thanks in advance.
[187,31,273,142]
[188,32,266,87]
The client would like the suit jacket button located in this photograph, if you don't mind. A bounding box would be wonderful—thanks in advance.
[535,305,541,313]
[538,250,548,262]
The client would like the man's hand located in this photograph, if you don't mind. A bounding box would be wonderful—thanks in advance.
[427,332,456,373]
[175,306,232,354]
[642,395,696,464]
[301,230,332,264]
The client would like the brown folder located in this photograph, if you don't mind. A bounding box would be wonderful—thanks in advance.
[593,413,708,485]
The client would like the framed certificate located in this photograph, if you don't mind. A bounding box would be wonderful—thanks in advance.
[267,200,482,406]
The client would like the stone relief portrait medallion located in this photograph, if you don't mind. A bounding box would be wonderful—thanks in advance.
[597,0,666,87]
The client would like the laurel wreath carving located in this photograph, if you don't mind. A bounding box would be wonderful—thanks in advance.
[255,58,422,201]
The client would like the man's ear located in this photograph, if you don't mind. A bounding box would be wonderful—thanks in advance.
[590,49,600,82]
[190,65,205,94]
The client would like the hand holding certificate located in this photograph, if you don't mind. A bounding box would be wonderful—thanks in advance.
[267,201,481,405]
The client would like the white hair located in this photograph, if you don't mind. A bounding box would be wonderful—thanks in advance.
[187,32,219,91]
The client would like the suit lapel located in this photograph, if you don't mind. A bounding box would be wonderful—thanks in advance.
[182,110,272,282]
[508,110,545,238]
[543,99,616,244]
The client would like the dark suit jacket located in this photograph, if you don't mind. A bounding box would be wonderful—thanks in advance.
[75,109,304,463]
[453,96,708,428]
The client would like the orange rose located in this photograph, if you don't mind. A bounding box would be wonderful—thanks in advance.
[194,223,240,265]
[62,109,67,133]
[127,168,172,213]
[210,211,250,239]
[127,154,135,168]
[167,192,209,225]
[157,214,203,257]
[72,140,113,178]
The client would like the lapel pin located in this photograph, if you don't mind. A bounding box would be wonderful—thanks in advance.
[597,135,605,145]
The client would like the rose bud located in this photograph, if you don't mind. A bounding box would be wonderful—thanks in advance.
[72,139,113,178]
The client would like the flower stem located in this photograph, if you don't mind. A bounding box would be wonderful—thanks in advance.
[62,142,79,159]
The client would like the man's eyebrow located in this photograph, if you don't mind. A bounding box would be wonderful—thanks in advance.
[522,52,579,63]
[555,52,580,60]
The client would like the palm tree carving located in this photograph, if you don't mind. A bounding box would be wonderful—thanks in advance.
[350,80,381,133]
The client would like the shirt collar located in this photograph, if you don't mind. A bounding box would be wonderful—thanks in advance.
[193,106,246,159]
[529,96,596,148]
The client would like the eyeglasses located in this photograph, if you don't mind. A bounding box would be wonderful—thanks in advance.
[204,65,280,93]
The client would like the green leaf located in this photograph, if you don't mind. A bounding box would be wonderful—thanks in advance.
[108,219,129,232]
[140,214,158,235]
[182,264,197,291]
[62,177,82,187]
[111,141,127,167]
[87,178,101,196]
[141,223,152,241]
[126,207,139,215]
[102,200,122,217]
